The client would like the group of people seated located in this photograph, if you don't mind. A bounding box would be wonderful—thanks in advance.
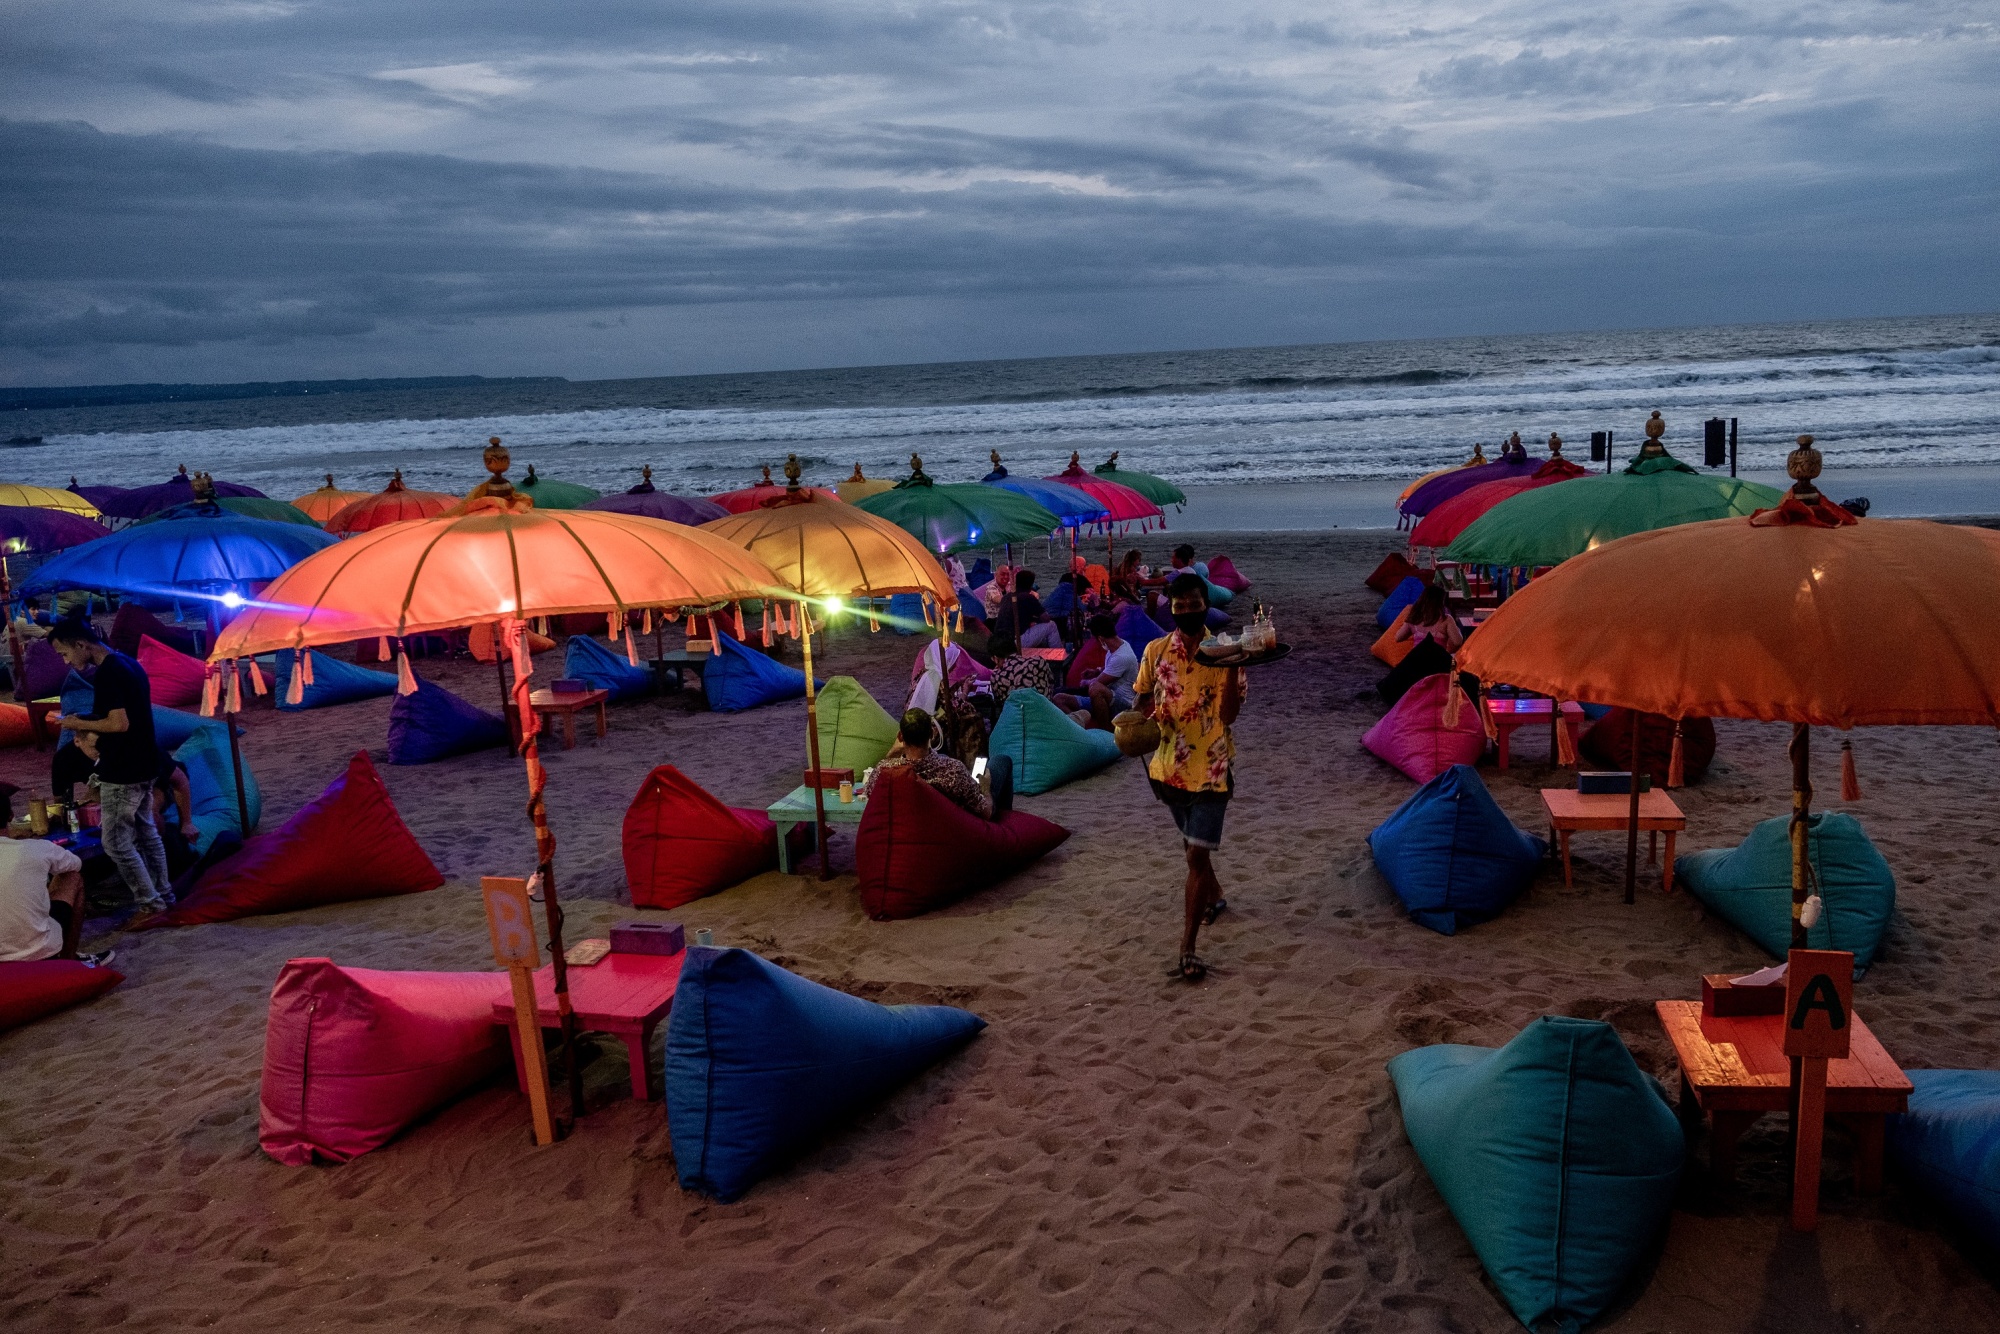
[965,543,1212,653]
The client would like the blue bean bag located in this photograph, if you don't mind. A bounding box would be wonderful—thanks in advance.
[967,558,992,589]
[1149,602,1229,633]
[665,946,986,1201]
[386,678,510,765]
[1042,581,1076,621]
[174,723,262,853]
[1115,602,1162,654]
[1368,764,1545,934]
[151,706,216,751]
[1675,812,1895,974]
[1378,575,1426,629]
[887,591,927,636]
[1888,1069,2000,1250]
[272,650,398,711]
[1389,1016,1683,1333]
[989,689,1122,795]
[702,633,811,713]
[561,634,653,703]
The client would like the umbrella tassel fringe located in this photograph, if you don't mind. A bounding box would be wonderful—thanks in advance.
[1554,699,1578,765]
[624,627,639,667]
[760,603,772,648]
[734,604,745,640]
[395,647,418,696]
[1841,739,1861,802]
[247,659,267,697]
[200,670,220,718]
[301,651,314,685]
[377,636,391,662]
[284,653,305,706]
[1441,674,1464,730]
[225,663,242,715]
[1668,722,1686,788]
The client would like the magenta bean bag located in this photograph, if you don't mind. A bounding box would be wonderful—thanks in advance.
[137,634,208,707]
[0,959,124,1031]
[855,767,1068,920]
[623,764,789,909]
[1207,555,1250,593]
[259,957,509,1165]
[1363,674,1485,783]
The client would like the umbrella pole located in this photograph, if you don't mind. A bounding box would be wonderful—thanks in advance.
[1790,724,1812,948]
[226,693,250,835]
[496,649,516,756]
[1624,708,1641,905]
[800,598,832,882]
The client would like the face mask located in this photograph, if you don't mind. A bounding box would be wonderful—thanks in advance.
[1172,611,1208,637]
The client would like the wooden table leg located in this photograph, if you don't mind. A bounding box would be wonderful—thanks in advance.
[1663,831,1678,894]
[1848,1113,1887,1192]
[594,701,607,738]
[563,710,577,749]
[1559,828,1573,887]
[1495,723,1512,771]
[776,820,795,874]
[1709,1109,1759,1184]
[1648,828,1658,864]
[623,1026,652,1102]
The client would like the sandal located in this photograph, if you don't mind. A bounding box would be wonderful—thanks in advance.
[1177,952,1208,982]
[1201,898,1228,926]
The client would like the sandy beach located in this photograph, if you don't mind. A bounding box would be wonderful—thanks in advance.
[4,528,1998,1333]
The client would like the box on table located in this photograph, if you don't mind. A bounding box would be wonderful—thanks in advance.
[805,767,855,789]
[549,678,590,695]
[1702,973,1786,1017]
[1578,771,1652,795]
[611,921,685,955]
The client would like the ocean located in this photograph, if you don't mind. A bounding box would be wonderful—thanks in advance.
[6,314,1997,515]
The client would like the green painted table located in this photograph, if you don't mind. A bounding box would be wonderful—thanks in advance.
[768,784,867,873]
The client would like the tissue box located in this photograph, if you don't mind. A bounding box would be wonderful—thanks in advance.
[1702,973,1786,1017]
[550,678,589,695]
[804,767,855,790]
[1578,770,1652,795]
[610,921,685,955]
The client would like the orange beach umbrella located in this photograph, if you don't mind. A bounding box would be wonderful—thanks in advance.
[291,475,370,524]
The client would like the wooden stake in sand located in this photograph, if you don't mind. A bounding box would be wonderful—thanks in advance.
[482,875,557,1146]
[1783,948,1853,1231]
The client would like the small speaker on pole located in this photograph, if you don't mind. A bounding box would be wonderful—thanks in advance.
[1590,431,1608,462]
[1704,418,1727,468]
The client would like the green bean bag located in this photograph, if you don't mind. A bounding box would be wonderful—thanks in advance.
[808,677,897,773]
[989,689,1121,795]
[1675,812,1895,975]
[1388,1016,1683,1333]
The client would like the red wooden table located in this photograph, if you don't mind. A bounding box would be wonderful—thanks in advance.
[1655,999,1912,1186]
[1483,696,1584,769]
[528,687,610,750]
[490,949,685,1101]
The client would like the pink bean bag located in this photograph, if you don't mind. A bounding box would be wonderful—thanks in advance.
[855,767,1068,920]
[137,634,207,707]
[0,703,35,749]
[140,751,444,928]
[0,959,125,1031]
[1363,674,1484,783]
[259,957,509,1165]
[623,764,784,909]
[1207,555,1250,593]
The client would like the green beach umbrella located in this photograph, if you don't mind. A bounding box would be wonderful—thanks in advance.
[1446,443,1782,568]
[135,496,325,528]
[1092,452,1186,509]
[854,455,1060,555]
[517,465,602,510]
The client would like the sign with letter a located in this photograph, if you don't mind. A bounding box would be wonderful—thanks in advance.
[1783,949,1854,1060]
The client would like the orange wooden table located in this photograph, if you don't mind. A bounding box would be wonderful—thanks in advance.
[491,949,685,1101]
[1655,1000,1911,1186]
[528,687,609,749]
[1540,788,1686,893]
[1484,697,1584,769]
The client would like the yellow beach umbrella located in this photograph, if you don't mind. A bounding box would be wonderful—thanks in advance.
[291,474,370,523]
[0,481,100,519]
[836,463,895,504]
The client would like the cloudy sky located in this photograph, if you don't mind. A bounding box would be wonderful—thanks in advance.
[3,1,1995,385]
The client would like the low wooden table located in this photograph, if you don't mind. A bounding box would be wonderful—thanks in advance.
[1539,787,1687,893]
[1484,697,1584,769]
[528,687,609,749]
[650,650,710,695]
[1655,999,1912,1186]
[768,783,866,873]
[491,949,685,1102]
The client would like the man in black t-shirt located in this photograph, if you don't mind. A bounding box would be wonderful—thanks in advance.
[48,619,172,915]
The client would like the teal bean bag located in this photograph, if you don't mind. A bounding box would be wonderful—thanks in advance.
[808,676,897,773]
[562,634,654,703]
[1675,812,1895,974]
[272,649,398,711]
[989,689,1121,795]
[1388,1016,1683,1333]
[174,723,262,853]
[1888,1069,2000,1251]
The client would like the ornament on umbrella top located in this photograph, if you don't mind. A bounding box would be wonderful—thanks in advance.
[1638,411,1668,458]
[1788,435,1823,498]
[1548,433,1564,456]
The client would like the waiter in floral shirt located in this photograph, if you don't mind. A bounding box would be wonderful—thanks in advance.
[1133,572,1246,982]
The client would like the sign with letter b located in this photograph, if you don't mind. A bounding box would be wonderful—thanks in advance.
[1783,949,1854,1060]
[482,876,541,969]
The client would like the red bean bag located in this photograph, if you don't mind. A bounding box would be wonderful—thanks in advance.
[137,634,208,707]
[110,603,200,659]
[1363,674,1485,783]
[0,702,34,748]
[139,751,444,928]
[1064,637,1105,691]
[1366,552,1428,595]
[854,767,1069,920]
[623,764,786,909]
[259,957,508,1165]
[1581,709,1717,787]
[0,958,125,1031]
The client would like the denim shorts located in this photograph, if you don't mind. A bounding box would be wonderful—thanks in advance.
[1149,778,1230,850]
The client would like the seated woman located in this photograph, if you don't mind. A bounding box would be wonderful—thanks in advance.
[993,570,1063,649]
[986,635,1055,709]
[1377,585,1463,707]
[1055,613,1139,729]
[1110,549,1147,604]
[866,708,992,818]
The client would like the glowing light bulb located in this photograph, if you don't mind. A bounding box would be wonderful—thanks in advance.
[497,598,516,613]
[220,591,244,609]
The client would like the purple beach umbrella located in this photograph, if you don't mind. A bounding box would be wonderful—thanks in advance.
[1400,442,1541,520]
[96,466,267,521]
[0,505,111,555]
[583,490,730,524]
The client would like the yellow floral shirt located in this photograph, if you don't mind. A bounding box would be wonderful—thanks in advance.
[1133,632,1243,793]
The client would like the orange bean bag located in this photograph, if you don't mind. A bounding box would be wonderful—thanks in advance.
[623,764,790,909]
[1372,607,1417,666]
[137,634,208,707]
[139,751,444,928]
[466,621,555,663]
[854,767,1068,920]
[0,959,124,1031]
[0,702,35,748]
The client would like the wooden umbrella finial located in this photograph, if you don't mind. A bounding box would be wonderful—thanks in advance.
[783,453,803,490]
[1638,410,1668,457]
[1470,442,1487,463]
[759,463,773,487]
[1548,432,1564,456]
[387,468,407,491]
[1788,435,1823,498]
[324,472,336,489]
[191,471,216,502]
[848,462,866,482]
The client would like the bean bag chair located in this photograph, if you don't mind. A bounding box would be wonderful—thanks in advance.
[702,631,810,713]
[1388,1016,1683,1333]
[989,689,1122,795]
[1675,812,1895,974]
[270,649,398,711]
[1377,576,1426,629]
[57,668,96,747]
[559,633,653,703]
[808,678,898,774]
[1063,638,1105,691]
[1363,675,1485,784]
[0,958,125,1031]
[1888,1069,2000,1250]
[173,724,262,853]
[1041,580,1077,621]
[0,702,32,748]
[1368,764,1546,935]
[855,766,1069,920]
[887,591,928,636]
[110,603,199,659]
[908,641,989,714]
[1148,601,1228,633]
[623,765,795,908]
[1114,602,1162,655]
[16,638,69,702]
[386,677,509,765]
[1366,551,1422,595]
[1371,607,1416,667]
[967,558,992,589]
[1207,555,1250,593]
[140,752,442,928]
[258,957,509,1165]
[137,634,207,707]
[1581,708,1717,787]
[151,706,221,751]
[466,621,555,663]
[666,946,985,1200]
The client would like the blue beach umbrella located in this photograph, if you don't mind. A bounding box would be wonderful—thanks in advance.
[980,452,1109,527]
[21,513,336,602]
